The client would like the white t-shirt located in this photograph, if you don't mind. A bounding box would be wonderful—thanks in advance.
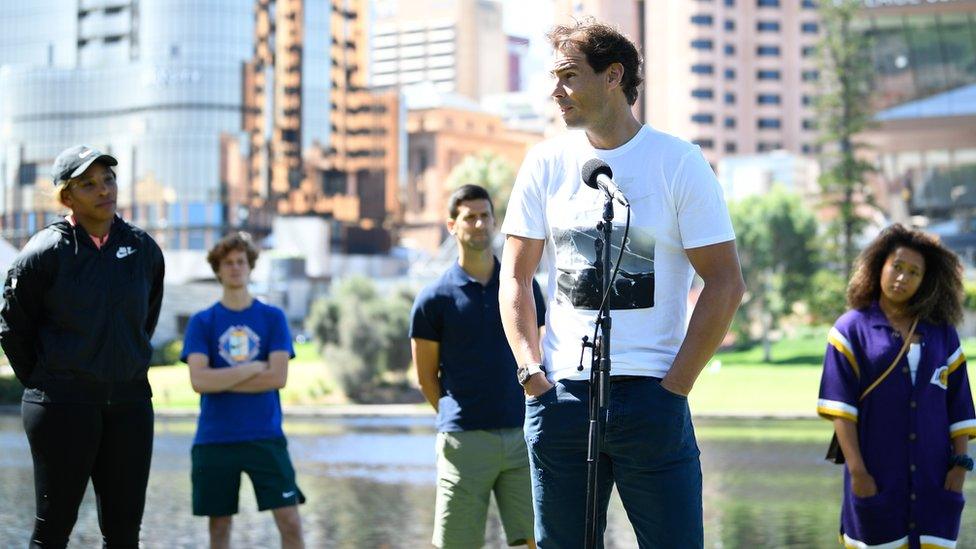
[502,125,736,381]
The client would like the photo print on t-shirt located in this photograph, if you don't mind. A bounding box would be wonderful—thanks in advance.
[553,225,655,310]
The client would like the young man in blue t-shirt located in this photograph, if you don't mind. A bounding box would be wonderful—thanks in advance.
[410,185,546,549]
[182,232,305,549]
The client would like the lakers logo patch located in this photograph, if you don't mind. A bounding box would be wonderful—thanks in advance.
[930,365,949,390]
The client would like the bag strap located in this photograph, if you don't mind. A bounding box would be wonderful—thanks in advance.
[859,317,918,402]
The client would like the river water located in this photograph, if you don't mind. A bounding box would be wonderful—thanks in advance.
[0,415,972,548]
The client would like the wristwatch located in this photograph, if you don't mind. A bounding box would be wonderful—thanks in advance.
[517,362,546,385]
[950,454,974,472]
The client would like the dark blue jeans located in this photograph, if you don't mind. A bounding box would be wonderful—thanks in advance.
[524,377,703,548]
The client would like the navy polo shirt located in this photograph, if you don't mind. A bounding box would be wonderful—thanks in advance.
[410,258,546,432]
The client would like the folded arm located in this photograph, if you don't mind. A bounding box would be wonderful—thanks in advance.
[229,350,290,393]
[187,353,266,394]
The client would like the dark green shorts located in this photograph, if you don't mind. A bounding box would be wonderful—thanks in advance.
[191,437,306,516]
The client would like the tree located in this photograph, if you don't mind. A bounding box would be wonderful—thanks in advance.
[730,187,821,361]
[305,277,415,401]
[815,0,877,280]
[445,152,516,221]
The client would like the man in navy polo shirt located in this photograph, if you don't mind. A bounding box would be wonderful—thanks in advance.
[411,184,546,549]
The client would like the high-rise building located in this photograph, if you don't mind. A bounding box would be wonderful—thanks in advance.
[0,0,400,253]
[856,0,976,247]
[368,0,508,101]
[0,1,258,249]
[241,0,401,253]
[643,0,822,165]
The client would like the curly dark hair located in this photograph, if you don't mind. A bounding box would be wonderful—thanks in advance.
[546,17,644,106]
[207,232,259,277]
[847,223,964,325]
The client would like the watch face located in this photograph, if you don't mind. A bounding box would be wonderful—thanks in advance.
[517,367,530,385]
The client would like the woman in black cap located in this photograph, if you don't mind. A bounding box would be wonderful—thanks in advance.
[0,145,165,548]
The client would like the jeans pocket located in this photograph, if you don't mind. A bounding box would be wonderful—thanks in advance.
[525,384,557,408]
[651,378,688,402]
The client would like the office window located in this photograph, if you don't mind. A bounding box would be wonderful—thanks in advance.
[691,113,715,124]
[724,44,735,55]
[758,118,781,129]
[692,88,715,99]
[801,22,819,33]
[724,19,735,31]
[801,45,817,57]
[757,70,781,80]
[724,92,736,104]
[802,70,819,82]
[694,138,715,150]
[802,119,818,130]
[802,0,817,7]
[724,0,735,5]
[724,117,736,128]
[691,14,714,25]
[757,0,780,6]
[725,142,738,153]
[802,94,814,106]
[691,39,714,50]
[724,68,736,80]
[757,93,781,105]
[757,21,780,32]
[757,45,780,56]
[757,141,782,152]
[691,64,714,75]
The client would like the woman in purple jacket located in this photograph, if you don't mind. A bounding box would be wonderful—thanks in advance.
[818,224,975,548]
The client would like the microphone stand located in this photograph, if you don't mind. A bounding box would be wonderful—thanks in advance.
[582,193,616,549]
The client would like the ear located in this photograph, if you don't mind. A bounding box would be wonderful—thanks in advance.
[446,217,456,234]
[606,62,624,89]
[59,189,73,209]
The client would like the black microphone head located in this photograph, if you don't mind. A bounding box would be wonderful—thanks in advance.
[581,159,613,190]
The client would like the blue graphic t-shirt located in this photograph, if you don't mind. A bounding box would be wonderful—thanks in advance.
[181,299,295,445]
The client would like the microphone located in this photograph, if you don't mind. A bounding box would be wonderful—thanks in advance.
[581,159,629,207]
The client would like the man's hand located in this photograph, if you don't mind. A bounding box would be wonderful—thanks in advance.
[523,374,553,398]
[851,470,878,498]
[945,466,967,493]
[659,376,691,397]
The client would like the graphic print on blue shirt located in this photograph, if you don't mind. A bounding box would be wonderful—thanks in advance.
[181,300,295,445]
[219,325,261,365]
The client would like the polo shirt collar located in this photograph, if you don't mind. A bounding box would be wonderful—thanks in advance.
[447,256,500,287]
[866,300,928,335]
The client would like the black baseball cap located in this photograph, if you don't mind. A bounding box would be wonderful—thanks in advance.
[51,145,118,182]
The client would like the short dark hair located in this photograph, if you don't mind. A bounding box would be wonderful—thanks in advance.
[448,184,493,219]
[207,232,259,276]
[547,17,644,106]
[847,223,964,326]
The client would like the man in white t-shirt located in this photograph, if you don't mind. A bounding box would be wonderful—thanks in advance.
[499,18,745,548]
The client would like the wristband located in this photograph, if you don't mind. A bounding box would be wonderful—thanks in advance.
[950,454,974,472]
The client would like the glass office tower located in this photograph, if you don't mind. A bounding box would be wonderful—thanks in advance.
[0,0,331,250]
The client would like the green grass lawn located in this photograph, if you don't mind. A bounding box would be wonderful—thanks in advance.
[147,333,976,414]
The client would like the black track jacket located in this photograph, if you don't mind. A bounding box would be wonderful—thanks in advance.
[0,216,164,403]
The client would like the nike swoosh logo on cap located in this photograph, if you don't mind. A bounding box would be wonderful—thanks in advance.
[79,149,94,159]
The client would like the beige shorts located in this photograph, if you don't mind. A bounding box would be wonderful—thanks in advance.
[433,428,534,548]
